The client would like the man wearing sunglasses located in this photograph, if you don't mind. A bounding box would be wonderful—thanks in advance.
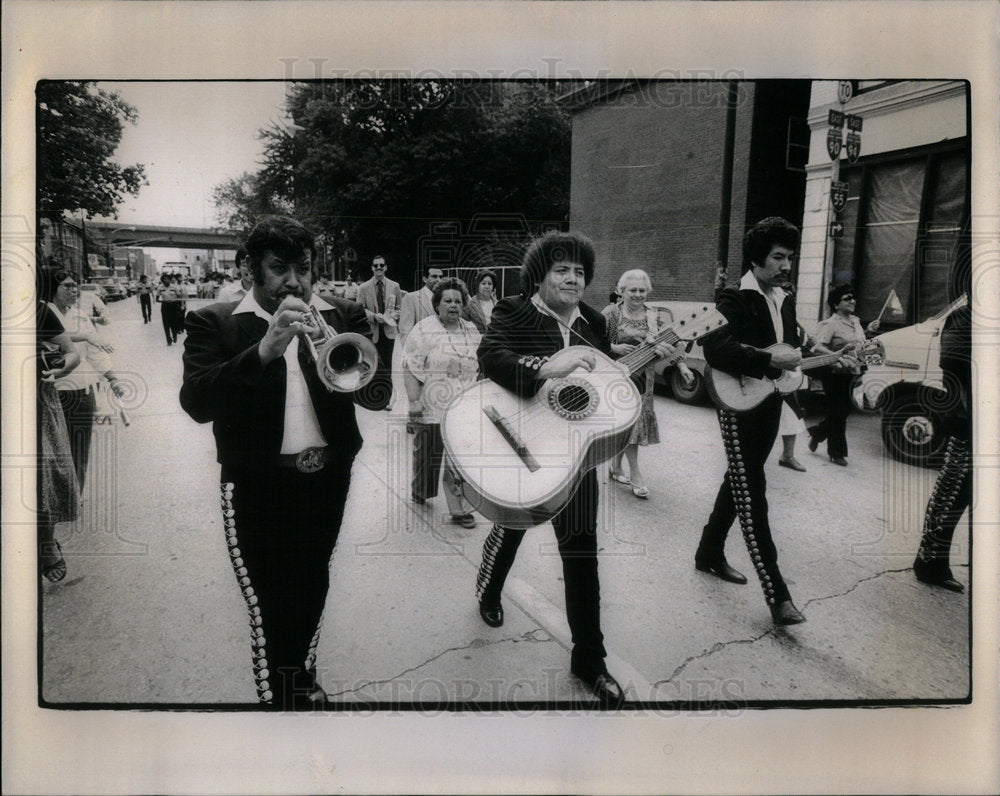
[357,255,403,389]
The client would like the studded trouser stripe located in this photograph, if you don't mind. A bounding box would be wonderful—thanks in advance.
[717,408,785,606]
[221,481,273,705]
[917,436,972,566]
[476,523,507,601]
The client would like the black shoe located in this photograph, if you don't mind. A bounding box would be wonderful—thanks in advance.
[770,600,806,625]
[479,600,503,627]
[695,558,748,584]
[807,434,819,453]
[411,493,425,505]
[830,456,847,466]
[572,667,626,709]
[913,558,964,593]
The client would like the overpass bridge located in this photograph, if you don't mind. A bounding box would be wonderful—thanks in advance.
[87,221,241,251]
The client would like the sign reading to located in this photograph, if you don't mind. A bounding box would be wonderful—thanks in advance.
[827,128,843,160]
[830,180,849,214]
[837,80,855,104]
[846,132,862,163]
[829,220,845,239]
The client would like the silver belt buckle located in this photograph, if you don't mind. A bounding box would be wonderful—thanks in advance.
[294,447,326,473]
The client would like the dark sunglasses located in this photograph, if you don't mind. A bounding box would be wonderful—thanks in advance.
[840,294,855,301]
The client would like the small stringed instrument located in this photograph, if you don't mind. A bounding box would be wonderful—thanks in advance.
[441,305,727,528]
[704,339,885,412]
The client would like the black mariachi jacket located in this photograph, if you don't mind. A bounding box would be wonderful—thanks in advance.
[702,283,801,380]
[477,295,614,398]
[179,297,391,471]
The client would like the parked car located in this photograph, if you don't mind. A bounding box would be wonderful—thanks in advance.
[93,277,126,302]
[857,294,968,468]
[78,282,107,302]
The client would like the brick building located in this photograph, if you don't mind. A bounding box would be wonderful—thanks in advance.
[563,79,969,332]
[563,80,811,310]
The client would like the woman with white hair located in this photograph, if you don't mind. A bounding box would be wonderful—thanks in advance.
[603,268,694,498]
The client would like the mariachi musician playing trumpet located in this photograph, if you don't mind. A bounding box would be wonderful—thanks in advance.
[473,231,679,708]
[180,216,390,710]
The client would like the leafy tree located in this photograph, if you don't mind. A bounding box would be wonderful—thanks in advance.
[36,81,147,218]
[214,80,578,280]
[212,170,291,234]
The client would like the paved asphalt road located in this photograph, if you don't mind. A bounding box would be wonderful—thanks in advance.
[38,296,970,707]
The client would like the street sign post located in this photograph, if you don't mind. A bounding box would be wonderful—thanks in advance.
[831,180,849,214]
[846,132,862,163]
[827,128,843,160]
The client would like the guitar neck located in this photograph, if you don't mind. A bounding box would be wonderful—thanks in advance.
[801,350,854,371]
[619,328,682,374]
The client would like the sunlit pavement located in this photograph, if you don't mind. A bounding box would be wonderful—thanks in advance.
[39,296,969,708]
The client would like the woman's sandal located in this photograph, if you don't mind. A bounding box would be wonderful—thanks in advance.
[41,541,67,583]
[608,467,631,485]
[631,484,649,499]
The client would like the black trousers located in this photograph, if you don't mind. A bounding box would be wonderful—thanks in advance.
[57,387,97,490]
[475,468,606,676]
[808,372,855,459]
[161,303,179,344]
[374,334,395,376]
[697,396,791,607]
[915,435,972,576]
[139,293,153,322]
[220,460,352,710]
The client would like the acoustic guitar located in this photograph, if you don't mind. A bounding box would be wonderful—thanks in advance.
[704,339,885,412]
[441,305,727,528]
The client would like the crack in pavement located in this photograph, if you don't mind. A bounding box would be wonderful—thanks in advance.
[657,567,940,685]
[655,631,772,686]
[324,629,552,698]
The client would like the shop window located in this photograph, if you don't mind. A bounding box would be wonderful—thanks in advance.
[830,141,968,326]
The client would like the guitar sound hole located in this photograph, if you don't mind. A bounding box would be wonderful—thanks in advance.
[557,384,591,413]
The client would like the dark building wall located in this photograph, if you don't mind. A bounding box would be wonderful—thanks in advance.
[568,82,756,307]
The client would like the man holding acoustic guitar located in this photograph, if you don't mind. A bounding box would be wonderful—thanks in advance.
[470,230,679,708]
[695,217,822,627]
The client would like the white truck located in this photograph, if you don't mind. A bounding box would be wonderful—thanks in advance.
[857,294,967,467]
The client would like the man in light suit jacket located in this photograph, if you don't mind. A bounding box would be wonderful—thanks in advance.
[356,255,403,383]
[398,264,443,339]
[180,216,391,709]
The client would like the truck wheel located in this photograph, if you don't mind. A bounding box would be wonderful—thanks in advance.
[880,390,947,468]
[670,368,706,405]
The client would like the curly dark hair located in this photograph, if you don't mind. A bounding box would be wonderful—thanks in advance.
[826,283,856,312]
[520,231,596,296]
[244,216,316,283]
[742,217,800,273]
[431,276,470,310]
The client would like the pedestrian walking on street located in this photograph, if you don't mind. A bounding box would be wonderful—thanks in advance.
[136,274,153,323]
[216,246,252,304]
[473,231,679,708]
[402,277,480,528]
[805,284,880,466]
[695,217,809,626]
[48,269,126,490]
[398,263,442,339]
[179,215,391,710]
[356,255,403,394]
[156,274,182,345]
[461,268,498,334]
[37,269,83,583]
[603,268,695,499]
[913,300,971,593]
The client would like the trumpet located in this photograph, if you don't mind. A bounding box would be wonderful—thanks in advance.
[300,305,379,393]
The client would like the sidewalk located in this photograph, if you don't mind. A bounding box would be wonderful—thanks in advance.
[39,297,970,707]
